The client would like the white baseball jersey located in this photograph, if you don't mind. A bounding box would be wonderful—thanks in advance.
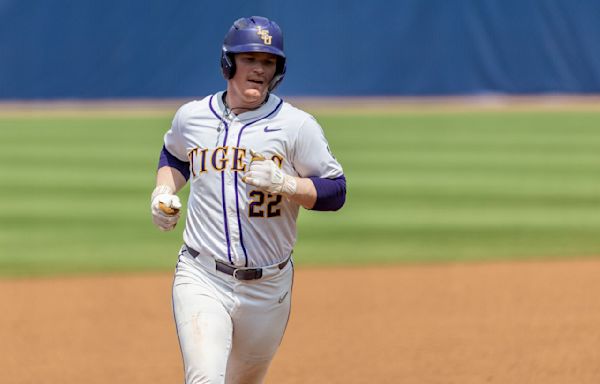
[164,91,343,268]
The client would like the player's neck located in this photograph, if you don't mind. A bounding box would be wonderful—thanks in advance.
[223,91,269,116]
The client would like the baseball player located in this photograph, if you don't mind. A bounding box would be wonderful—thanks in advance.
[150,16,346,384]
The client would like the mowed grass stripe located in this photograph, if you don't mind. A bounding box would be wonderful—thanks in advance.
[295,111,600,264]
[2,111,600,276]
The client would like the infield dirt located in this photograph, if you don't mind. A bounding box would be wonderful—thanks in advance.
[2,259,600,384]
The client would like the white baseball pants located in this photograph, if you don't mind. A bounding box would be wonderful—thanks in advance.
[172,246,293,384]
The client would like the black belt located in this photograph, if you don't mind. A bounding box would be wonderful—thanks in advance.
[185,245,290,281]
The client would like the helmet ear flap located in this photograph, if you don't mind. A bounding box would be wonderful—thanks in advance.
[269,59,286,91]
[220,50,235,79]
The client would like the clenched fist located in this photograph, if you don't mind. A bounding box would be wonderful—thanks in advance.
[151,185,182,231]
[242,151,297,195]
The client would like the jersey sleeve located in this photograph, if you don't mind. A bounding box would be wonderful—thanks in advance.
[290,115,343,179]
[163,105,190,162]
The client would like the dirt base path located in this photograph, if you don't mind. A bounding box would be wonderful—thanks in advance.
[2,259,600,384]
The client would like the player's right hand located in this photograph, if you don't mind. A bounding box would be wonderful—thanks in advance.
[151,193,182,232]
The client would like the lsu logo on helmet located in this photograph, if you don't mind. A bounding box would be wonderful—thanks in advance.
[256,26,272,45]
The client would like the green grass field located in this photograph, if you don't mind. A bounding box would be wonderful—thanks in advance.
[2,108,600,276]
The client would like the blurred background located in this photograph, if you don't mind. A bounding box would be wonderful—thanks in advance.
[3,0,600,98]
[2,0,600,275]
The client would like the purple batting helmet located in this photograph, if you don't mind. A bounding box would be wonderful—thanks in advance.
[220,16,286,91]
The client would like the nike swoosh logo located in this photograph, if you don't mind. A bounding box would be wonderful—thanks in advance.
[278,291,289,304]
[264,126,282,133]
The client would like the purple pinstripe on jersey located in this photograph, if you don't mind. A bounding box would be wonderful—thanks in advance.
[235,99,284,266]
[209,95,233,263]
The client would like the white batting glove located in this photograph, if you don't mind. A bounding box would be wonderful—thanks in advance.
[242,154,297,195]
[150,185,182,232]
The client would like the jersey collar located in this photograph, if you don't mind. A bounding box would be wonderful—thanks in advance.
[214,91,281,122]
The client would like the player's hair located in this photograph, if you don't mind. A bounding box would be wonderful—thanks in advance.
[221,16,286,91]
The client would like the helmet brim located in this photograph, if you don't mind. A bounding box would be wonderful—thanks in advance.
[224,43,285,59]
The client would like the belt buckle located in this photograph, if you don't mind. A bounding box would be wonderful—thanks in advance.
[233,268,243,280]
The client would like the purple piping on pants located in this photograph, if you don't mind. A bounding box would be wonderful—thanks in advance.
[234,99,284,266]
[209,95,232,263]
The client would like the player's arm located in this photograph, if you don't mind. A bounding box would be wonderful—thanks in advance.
[242,150,345,210]
[285,177,317,209]
[285,176,346,211]
[241,150,315,208]
[156,165,188,194]
[272,114,347,211]
[151,145,190,231]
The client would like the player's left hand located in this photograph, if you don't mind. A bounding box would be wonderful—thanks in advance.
[242,152,297,195]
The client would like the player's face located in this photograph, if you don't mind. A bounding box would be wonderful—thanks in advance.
[227,52,278,108]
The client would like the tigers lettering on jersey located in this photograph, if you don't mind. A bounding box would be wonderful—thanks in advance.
[187,146,283,177]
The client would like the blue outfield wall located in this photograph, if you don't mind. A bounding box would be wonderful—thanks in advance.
[1,0,600,99]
